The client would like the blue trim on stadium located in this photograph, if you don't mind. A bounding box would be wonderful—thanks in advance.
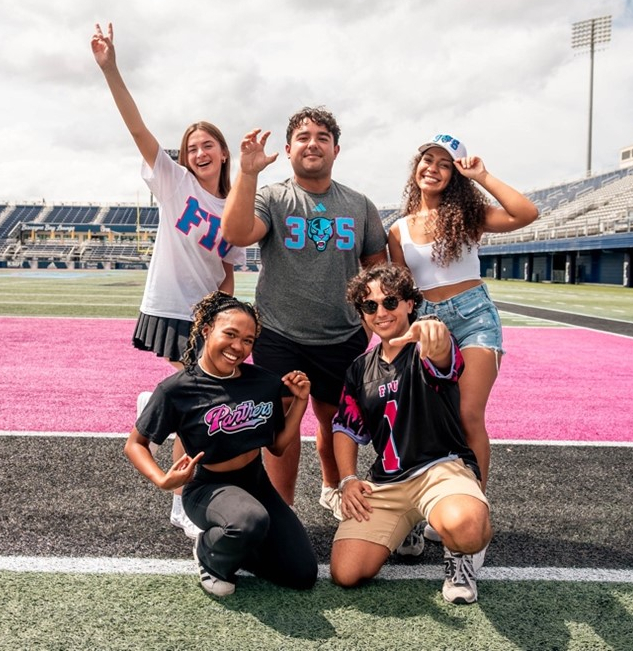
[481,232,633,255]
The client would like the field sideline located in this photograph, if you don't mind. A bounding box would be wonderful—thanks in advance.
[1,270,632,651]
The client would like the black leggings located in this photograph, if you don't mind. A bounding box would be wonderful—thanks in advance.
[182,455,317,589]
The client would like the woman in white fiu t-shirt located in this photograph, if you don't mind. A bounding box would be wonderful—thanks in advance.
[91,22,244,537]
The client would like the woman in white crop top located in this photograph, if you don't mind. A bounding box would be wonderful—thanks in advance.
[388,134,538,495]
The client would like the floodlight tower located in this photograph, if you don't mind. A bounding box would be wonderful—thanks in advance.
[571,15,612,177]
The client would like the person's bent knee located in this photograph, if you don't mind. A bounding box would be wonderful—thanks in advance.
[221,505,270,550]
[442,515,491,554]
[330,539,387,587]
[331,563,366,588]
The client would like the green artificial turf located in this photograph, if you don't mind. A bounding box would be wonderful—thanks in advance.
[1,572,632,651]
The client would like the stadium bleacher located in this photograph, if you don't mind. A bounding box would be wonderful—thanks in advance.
[481,168,633,245]
[1,167,632,283]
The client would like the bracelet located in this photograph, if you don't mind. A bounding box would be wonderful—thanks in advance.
[339,474,359,490]
[416,314,441,322]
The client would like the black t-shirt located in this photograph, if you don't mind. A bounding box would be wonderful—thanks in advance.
[332,340,479,483]
[136,363,285,465]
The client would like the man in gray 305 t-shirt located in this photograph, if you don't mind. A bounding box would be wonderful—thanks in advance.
[222,107,387,517]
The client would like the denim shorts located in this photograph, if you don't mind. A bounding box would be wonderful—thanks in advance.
[418,284,504,354]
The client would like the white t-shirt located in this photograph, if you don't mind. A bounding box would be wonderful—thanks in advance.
[140,149,245,321]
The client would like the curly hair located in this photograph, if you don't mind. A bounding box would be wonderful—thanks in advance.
[346,263,423,325]
[401,150,489,266]
[286,106,341,146]
[182,291,261,370]
[178,121,231,198]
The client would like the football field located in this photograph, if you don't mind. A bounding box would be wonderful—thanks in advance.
[1,270,632,651]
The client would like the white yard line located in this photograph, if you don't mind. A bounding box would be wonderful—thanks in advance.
[1,556,631,583]
[2,431,633,446]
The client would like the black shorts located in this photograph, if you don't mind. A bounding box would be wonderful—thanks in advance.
[252,326,369,405]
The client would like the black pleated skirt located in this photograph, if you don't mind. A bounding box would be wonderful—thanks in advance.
[132,312,193,363]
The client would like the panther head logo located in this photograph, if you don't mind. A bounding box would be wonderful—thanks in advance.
[307,217,334,251]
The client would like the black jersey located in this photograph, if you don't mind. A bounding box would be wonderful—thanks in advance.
[332,340,479,484]
[136,363,285,465]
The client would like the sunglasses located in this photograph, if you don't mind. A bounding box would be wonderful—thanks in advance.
[358,295,401,315]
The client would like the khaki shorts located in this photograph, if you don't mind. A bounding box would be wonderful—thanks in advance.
[334,459,489,551]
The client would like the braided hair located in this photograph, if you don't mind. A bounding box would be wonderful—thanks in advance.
[182,291,261,370]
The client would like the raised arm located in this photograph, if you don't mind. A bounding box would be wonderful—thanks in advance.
[91,22,159,168]
[454,156,539,234]
[267,371,310,456]
[221,129,277,246]
[389,317,453,369]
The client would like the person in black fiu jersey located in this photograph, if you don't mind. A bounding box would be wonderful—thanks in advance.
[329,263,492,604]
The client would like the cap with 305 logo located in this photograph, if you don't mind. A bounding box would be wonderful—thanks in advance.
[418,134,467,160]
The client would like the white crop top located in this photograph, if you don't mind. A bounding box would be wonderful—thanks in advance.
[396,217,481,290]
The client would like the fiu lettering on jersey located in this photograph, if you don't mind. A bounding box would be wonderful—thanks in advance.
[378,380,399,397]
[204,399,274,436]
[175,196,233,256]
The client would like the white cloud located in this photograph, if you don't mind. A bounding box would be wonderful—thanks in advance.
[0,0,630,206]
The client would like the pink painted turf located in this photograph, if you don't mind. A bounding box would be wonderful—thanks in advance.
[1,317,631,442]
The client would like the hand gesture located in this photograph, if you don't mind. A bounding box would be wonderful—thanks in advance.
[91,22,116,71]
[389,318,450,361]
[282,370,311,401]
[454,155,487,182]
[340,478,373,522]
[159,451,204,491]
[239,128,279,175]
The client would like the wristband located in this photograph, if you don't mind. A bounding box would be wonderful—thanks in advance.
[416,314,441,322]
[339,474,359,490]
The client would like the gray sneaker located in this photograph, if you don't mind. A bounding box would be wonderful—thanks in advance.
[423,522,442,542]
[442,548,478,604]
[396,522,425,557]
[193,534,235,597]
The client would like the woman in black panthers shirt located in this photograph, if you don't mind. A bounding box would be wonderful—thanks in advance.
[125,292,317,596]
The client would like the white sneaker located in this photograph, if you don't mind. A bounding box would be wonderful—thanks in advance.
[319,485,343,521]
[396,522,425,557]
[442,547,478,604]
[193,534,235,597]
[423,523,442,542]
[170,494,202,540]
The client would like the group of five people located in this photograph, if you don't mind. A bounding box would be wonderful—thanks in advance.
[92,22,538,604]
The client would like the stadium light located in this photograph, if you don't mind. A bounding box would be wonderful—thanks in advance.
[571,15,612,177]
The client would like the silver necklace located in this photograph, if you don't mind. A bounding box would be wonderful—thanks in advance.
[198,360,236,380]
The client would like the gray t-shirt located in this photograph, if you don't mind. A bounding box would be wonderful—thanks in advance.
[254,178,387,344]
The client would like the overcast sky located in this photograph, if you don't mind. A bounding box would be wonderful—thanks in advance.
[1,0,631,208]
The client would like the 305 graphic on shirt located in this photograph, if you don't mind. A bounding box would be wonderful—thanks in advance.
[284,215,355,252]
